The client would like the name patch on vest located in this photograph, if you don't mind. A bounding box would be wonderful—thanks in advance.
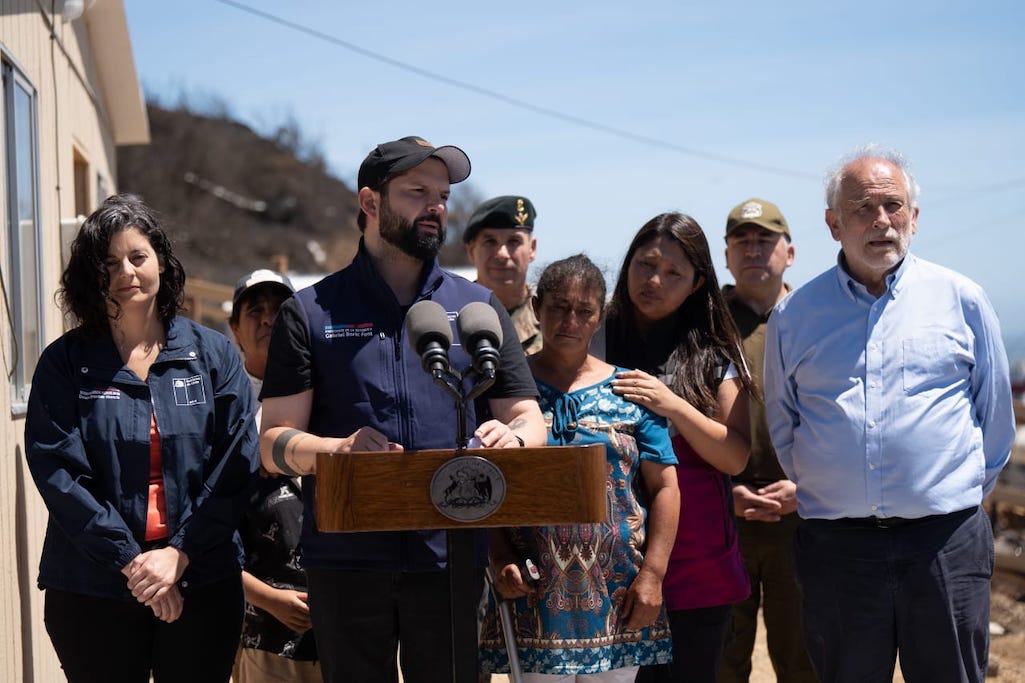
[324,322,375,339]
[173,375,207,406]
[79,387,121,400]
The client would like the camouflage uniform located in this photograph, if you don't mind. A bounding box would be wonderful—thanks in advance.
[508,285,542,355]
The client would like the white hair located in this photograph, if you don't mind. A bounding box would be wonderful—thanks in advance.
[824,144,921,211]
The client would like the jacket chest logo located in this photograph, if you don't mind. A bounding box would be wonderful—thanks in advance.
[324,322,375,339]
[173,375,207,406]
[78,387,121,400]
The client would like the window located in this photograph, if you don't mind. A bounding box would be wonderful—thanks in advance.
[73,147,89,217]
[96,171,108,206]
[2,56,43,410]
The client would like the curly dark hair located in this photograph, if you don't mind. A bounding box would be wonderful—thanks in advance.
[605,212,752,416]
[58,194,185,337]
[534,253,606,307]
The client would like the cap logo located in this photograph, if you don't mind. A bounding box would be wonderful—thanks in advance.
[740,201,763,219]
[413,138,433,147]
[245,269,281,288]
[515,198,529,226]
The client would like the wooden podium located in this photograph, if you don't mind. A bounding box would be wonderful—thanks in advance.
[316,444,607,531]
[315,444,607,683]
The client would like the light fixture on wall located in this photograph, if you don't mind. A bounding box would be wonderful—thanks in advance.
[59,0,96,21]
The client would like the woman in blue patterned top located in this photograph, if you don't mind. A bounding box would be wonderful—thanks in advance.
[481,254,680,682]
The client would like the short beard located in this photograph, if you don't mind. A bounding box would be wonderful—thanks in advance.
[378,199,445,261]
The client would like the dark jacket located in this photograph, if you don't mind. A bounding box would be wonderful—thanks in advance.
[26,316,259,600]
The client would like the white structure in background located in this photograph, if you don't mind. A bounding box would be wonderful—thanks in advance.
[222,265,479,320]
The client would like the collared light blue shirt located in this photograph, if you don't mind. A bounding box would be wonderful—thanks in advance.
[764,252,1014,520]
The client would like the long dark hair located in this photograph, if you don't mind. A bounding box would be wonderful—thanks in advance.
[59,194,185,338]
[606,212,751,416]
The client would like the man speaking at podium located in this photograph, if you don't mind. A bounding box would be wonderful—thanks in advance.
[258,136,544,683]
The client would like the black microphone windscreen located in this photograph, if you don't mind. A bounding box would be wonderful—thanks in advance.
[456,301,504,348]
[405,300,453,354]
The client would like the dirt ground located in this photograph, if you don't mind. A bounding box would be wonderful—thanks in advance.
[742,571,1025,683]
[984,497,1025,682]
[986,573,1025,683]
[431,503,1025,683]
[486,580,1025,683]
[488,556,1025,683]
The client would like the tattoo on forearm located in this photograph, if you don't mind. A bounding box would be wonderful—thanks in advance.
[287,434,310,475]
[507,417,528,446]
[507,418,527,432]
[272,429,304,476]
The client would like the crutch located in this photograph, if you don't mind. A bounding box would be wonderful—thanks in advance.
[484,566,525,683]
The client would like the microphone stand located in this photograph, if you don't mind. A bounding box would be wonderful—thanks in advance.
[426,366,496,449]
[407,300,504,682]
[439,365,496,683]
[427,367,470,448]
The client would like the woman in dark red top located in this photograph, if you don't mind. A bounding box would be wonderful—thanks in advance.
[600,212,754,683]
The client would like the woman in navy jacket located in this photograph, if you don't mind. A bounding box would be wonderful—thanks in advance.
[26,194,259,682]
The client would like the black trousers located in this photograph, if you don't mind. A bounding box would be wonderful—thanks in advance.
[44,574,244,683]
[308,567,486,683]
[635,604,732,683]
[794,506,992,683]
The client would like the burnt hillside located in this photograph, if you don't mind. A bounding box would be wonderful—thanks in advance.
[116,104,362,285]
[117,105,477,286]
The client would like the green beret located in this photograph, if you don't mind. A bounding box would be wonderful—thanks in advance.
[463,195,536,243]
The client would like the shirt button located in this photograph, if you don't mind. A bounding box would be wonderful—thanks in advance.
[188,351,196,358]
[871,504,878,511]
[80,367,89,373]
[869,463,876,470]
[869,381,877,388]
[868,420,876,428]
[869,343,877,350]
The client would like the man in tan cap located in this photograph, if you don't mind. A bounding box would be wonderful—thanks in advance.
[463,195,541,354]
[719,199,816,683]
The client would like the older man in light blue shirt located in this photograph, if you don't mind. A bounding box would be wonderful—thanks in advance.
[764,146,1014,683]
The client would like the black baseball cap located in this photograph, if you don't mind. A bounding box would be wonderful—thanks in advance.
[357,136,471,191]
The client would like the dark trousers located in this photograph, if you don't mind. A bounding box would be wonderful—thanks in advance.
[43,574,244,683]
[308,567,479,683]
[793,506,992,683]
[719,514,816,683]
[635,604,732,683]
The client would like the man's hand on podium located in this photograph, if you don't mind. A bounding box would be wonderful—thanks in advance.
[341,426,404,453]
[472,419,527,449]
[261,425,404,477]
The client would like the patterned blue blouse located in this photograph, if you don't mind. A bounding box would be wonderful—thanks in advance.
[480,368,677,675]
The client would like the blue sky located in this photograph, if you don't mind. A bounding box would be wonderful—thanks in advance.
[123,0,1025,361]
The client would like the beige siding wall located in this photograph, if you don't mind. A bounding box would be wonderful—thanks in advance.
[2,2,126,680]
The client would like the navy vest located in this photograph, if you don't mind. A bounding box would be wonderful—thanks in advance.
[296,246,491,570]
